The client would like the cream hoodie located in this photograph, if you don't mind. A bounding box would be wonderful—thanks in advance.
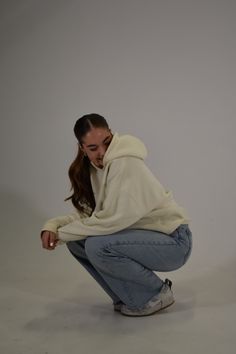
[41,132,190,244]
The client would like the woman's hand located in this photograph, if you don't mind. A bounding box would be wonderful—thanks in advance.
[41,230,59,250]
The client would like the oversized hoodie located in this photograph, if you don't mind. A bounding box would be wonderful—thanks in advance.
[40,132,190,244]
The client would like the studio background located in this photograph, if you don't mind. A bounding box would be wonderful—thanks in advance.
[1,1,235,353]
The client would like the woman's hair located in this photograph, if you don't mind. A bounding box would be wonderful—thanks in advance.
[64,113,110,216]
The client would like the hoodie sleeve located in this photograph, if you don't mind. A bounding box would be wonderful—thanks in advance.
[57,157,167,242]
[40,212,82,244]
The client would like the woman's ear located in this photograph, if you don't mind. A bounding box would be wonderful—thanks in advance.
[78,143,86,155]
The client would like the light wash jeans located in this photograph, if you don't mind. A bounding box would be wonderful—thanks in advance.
[66,224,192,310]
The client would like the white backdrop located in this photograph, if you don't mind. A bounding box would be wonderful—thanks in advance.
[1,0,236,277]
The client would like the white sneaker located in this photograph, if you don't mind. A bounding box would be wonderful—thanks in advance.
[120,279,175,317]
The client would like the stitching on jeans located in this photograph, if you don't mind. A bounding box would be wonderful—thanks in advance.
[107,241,179,248]
[123,280,136,307]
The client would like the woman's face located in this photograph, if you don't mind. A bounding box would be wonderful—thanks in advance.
[81,127,113,169]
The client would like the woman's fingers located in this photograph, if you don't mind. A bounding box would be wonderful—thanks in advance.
[49,232,57,249]
[41,231,49,249]
[41,231,57,250]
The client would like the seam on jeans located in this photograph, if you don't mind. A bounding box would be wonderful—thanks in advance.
[107,241,179,248]
[102,241,182,260]
[123,280,136,307]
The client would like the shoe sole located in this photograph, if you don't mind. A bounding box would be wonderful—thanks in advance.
[114,306,122,312]
[120,299,175,317]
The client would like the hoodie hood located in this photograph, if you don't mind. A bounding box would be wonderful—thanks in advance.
[102,132,147,167]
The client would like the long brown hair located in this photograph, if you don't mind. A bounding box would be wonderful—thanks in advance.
[64,113,110,216]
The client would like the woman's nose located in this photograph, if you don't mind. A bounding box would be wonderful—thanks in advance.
[97,146,107,156]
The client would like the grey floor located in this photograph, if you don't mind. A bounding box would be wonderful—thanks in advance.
[1,217,235,354]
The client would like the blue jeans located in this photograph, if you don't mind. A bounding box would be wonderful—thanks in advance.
[66,224,192,310]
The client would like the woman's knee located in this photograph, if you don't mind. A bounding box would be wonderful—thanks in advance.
[66,240,86,258]
[66,241,74,251]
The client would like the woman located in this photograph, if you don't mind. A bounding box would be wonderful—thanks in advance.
[40,113,192,317]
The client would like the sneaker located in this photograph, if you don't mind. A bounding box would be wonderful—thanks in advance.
[113,301,123,312]
[120,279,175,317]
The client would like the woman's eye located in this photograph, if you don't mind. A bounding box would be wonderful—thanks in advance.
[90,141,111,152]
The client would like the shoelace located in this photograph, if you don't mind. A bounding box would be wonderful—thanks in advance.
[164,278,172,290]
[159,279,172,295]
